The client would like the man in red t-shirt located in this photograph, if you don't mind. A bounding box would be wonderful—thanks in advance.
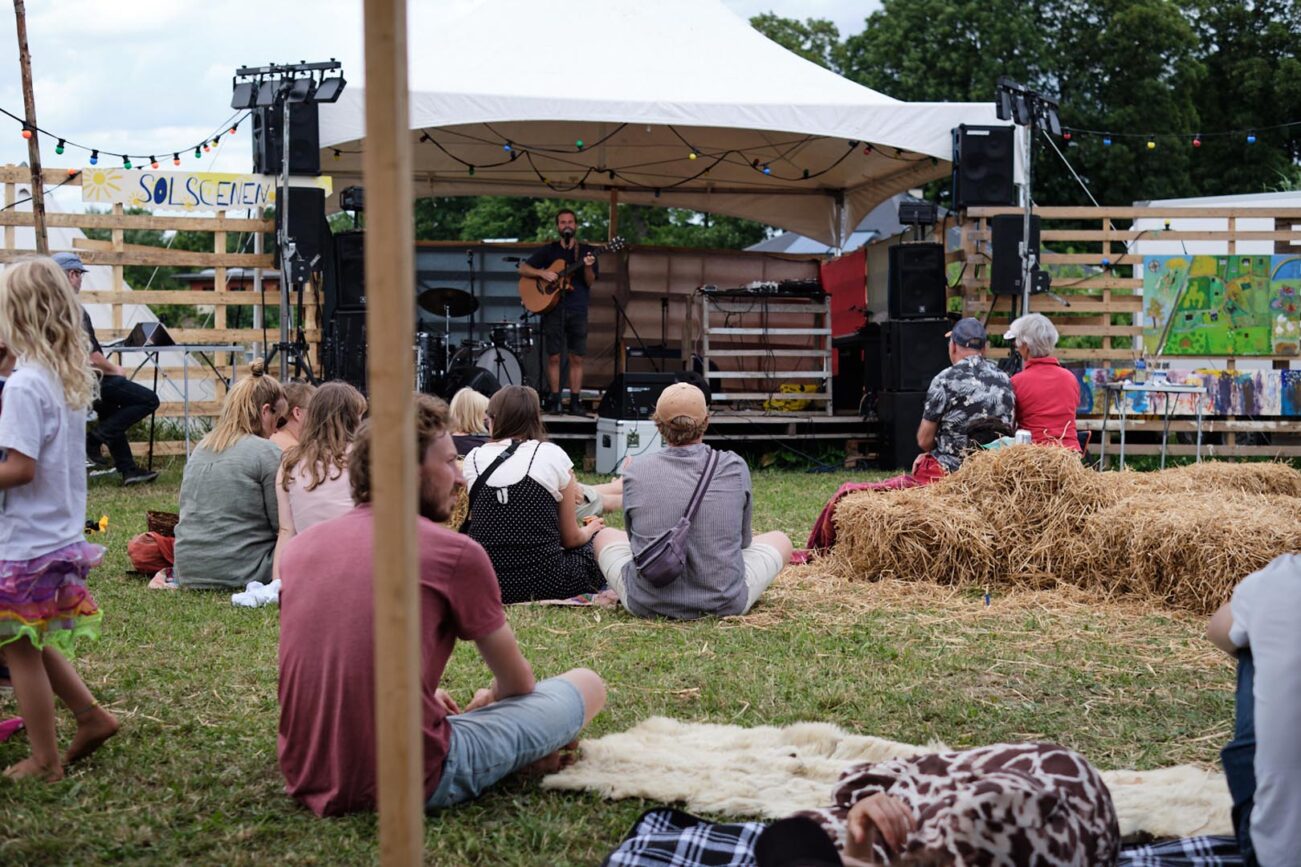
[277,394,606,817]
[1004,314,1082,451]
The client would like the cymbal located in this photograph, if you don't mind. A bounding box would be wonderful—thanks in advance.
[417,286,478,317]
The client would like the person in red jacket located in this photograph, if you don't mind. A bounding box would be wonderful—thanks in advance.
[1005,313,1082,451]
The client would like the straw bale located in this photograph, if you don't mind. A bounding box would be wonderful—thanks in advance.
[1121,461,1301,499]
[1080,491,1301,614]
[834,487,998,587]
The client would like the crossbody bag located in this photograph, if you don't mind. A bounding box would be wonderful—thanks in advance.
[633,448,720,588]
[459,440,523,534]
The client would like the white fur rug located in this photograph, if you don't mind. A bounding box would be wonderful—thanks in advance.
[542,717,1231,838]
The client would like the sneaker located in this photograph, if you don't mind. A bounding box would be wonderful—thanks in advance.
[545,393,563,414]
[567,396,586,416]
[86,436,110,469]
[121,468,159,486]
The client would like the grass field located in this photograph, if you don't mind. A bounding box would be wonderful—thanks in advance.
[0,461,1235,865]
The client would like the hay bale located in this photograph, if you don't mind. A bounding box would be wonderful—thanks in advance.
[1081,491,1301,614]
[1124,461,1301,499]
[834,487,999,587]
[442,486,469,531]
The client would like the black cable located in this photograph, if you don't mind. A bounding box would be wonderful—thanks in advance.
[0,105,250,163]
[0,169,81,210]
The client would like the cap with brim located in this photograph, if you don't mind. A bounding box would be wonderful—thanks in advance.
[755,817,844,867]
[653,382,708,424]
[52,251,87,272]
[944,316,986,349]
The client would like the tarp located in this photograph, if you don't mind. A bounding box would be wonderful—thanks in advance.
[317,0,1008,247]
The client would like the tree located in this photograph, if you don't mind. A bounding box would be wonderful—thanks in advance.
[749,13,845,71]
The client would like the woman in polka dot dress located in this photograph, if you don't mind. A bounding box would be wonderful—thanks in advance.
[463,386,604,603]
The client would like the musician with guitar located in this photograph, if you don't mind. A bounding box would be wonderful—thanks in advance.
[518,209,599,415]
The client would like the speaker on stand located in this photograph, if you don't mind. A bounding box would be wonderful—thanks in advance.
[887,242,946,320]
[990,214,1041,297]
[252,103,321,176]
[952,124,1016,209]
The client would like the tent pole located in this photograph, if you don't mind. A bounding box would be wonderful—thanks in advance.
[608,188,619,241]
[363,0,423,864]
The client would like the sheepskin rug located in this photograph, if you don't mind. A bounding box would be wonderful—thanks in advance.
[542,717,1231,838]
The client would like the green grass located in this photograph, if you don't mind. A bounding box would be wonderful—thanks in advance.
[0,462,1235,865]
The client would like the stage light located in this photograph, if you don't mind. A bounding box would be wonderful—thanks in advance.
[314,75,346,103]
[256,80,279,107]
[286,77,315,103]
[230,80,257,109]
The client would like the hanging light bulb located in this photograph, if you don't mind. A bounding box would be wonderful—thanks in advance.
[1146,140,1156,151]
[150,156,160,169]
[1102,136,1112,146]
[55,139,66,155]
[203,142,211,153]
[1246,132,1257,144]
[20,125,32,139]
[194,146,202,159]
[1192,136,1202,148]
[89,149,99,165]
[1063,131,1072,141]
[575,139,584,150]
[688,151,698,160]
[123,156,132,169]
[172,152,181,166]
[468,165,476,176]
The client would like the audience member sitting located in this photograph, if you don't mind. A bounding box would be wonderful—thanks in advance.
[449,386,491,457]
[270,381,316,451]
[1004,313,1081,451]
[276,393,606,816]
[593,383,793,619]
[808,318,1014,551]
[272,381,367,583]
[167,361,285,590]
[463,386,605,603]
[772,741,1119,866]
[1207,553,1301,867]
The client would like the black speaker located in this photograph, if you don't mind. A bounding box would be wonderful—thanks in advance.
[275,187,332,275]
[252,103,321,176]
[330,230,366,318]
[832,330,869,413]
[990,214,1041,296]
[597,372,677,420]
[880,318,951,392]
[952,125,1016,208]
[876,390,927,470]
[887,243,946,320]
[324,309,367,392]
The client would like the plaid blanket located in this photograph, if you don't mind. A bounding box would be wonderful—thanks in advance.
[603,808,1244,867]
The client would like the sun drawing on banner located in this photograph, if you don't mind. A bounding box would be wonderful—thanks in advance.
[81,169,126,203]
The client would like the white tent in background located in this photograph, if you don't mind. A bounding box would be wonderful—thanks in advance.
[318,0,1009,247]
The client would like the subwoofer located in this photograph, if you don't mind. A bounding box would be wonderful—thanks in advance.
[990,214,1041,297]
[324,309,367,392]
[952,125,1016,208]
[329,230,366,321]
[879,318,951,392]
[887,243,946,320]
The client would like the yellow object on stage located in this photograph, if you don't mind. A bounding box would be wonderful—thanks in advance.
[763,383,818,412]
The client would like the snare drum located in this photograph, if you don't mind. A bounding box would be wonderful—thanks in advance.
[490,321,535,353]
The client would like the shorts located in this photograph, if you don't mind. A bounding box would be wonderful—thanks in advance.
[597,541,784,615]
[541,305,588,357]
[426,677,586,809]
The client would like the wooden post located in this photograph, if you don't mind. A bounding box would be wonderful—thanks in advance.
[608,187,619,241]
[363,0,423,864]
[13,0,47,254]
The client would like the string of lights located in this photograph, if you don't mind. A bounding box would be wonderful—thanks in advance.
[1060,118,1301,149]
[1,105,252,170]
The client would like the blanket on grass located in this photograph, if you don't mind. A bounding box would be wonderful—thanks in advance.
[543,717,1232,839]
[602,808,1242,867]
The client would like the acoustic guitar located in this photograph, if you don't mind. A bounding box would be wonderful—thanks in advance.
[517,236,627,313]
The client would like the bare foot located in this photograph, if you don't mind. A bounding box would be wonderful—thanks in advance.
[522,740,580,776]
[64,707,119,765]
[4,756,64,782]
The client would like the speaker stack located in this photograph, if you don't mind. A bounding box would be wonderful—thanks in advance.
[322,230,366,390]
[869,241,953,469]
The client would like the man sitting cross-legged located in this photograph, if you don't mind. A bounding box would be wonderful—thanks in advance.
[277,393,606,817]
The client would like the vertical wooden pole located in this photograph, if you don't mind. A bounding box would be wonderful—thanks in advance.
[13,0,47,254]
[363,0,422,864]
[608,187,619,241]
[111,203,124,334]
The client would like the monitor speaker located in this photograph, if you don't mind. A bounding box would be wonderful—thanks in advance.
[990,214,1041,297]
[879,318,951,392]
[876,390,927,470]
[597,372,677,420]
[952,125,1016,208]
[251,103,321,176]
[887,243,946,320]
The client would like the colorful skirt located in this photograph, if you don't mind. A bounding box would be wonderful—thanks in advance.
[0,541,104,657]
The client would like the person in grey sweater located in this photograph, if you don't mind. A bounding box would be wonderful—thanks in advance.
[169,362,286,590]
[593,383,792,619]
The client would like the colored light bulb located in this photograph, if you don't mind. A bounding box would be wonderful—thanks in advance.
[1063,131,1072,141]
[1146,140,1156,150]
[89,150,98,165]
[55,139,65,154]
[575,139,584,149]
[20,127,32,139]
[1102,136,1112,146]
[1193,137,1202,148]
[503,143,512,152]
[150,156,159,169]
[124,157,132,169]
[194,147,201,159]
[1246,133,1257,144]
[688,152,697,160]
[172,153,181,166]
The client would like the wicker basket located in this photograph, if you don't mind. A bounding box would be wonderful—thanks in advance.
[146,510,180,537]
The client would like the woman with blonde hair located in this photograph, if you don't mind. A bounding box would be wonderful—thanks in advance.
[448,386,491,456]
[270,380,316,451]
[272,381,367,581]
[0,256,118,780]
[168,360,286,590]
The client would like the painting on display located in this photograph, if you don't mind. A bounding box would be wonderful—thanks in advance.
[1075,368,1301,418]
[1142,255,1301,357]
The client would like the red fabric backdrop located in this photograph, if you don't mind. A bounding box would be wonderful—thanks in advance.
[820,248,868,373]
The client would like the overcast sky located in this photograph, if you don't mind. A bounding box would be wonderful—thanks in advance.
[0,0,878,183]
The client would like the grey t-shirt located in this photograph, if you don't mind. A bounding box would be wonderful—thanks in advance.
[621,444,752,620]
[1228,553,1301,866]
[174,435,281,590]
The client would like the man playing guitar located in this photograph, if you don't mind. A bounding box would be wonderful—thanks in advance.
[518,209,598,415]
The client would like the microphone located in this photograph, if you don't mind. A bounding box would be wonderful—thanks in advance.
[502,256,523,263]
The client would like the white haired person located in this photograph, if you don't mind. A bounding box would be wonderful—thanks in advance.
[593,383,793,619]
[1004,313,1082,452]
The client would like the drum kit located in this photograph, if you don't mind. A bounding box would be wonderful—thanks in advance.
[413,284,536,398]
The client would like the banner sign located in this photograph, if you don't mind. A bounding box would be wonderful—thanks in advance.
[80,168,331,213]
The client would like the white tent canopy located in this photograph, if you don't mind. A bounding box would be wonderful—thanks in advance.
[318,0,1008,246]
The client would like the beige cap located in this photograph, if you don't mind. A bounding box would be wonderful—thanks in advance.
[654,382,708,423]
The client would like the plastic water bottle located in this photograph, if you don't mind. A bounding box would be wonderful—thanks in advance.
[1015,429,1032,445]
[1134,356,1148,385]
